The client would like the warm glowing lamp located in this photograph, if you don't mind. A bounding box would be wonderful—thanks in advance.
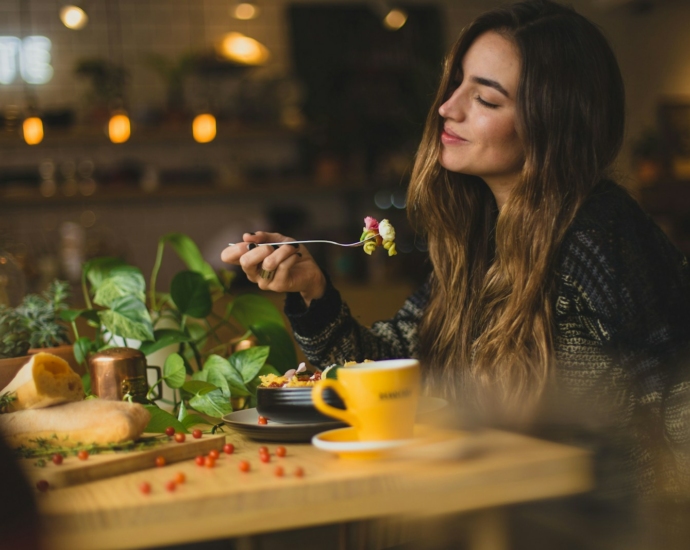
[192,114,217,143]
[108,113,131,143]
[59,6,88,30]
[23,117,44,145]
[383,8,407,31]
[219,33,270,65]
[232,2,260,20]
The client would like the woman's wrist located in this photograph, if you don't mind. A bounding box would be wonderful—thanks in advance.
[300,271,327,307]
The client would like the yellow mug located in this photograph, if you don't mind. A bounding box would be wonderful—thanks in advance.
[312,359,421,441]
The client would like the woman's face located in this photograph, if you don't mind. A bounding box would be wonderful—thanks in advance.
[438,32,524,197]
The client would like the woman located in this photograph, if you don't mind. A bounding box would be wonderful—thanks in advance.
[222,0,690,500]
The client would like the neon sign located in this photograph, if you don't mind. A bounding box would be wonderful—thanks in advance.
[0,36,53,85]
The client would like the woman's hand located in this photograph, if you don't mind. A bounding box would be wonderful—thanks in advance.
[220,231,326,306]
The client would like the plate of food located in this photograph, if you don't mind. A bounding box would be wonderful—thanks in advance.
[222,408,346,442]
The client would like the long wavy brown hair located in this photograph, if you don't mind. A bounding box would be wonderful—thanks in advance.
[408,0,625,417]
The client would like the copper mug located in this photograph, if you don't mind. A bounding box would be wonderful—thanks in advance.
[89,347,162,404]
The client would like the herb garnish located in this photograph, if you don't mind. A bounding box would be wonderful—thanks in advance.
[14,435,167,460]
[0,392,17,414]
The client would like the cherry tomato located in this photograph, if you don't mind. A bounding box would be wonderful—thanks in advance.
[174,472,186,484]
[51,453,64,465]
[294,466,304,478]
[258,446,268,455]
[209,449,220,459]
[258,416,268,425]
[139,482,151,495]
[223,443,235,455]
[192,429,202,439]
[195,455,206,467]
[155,456,166,467]
[274,466,284,477]
[174,432,186,443]
[165,480,177,492]
[165,426,175,437]
[275,446,287,458]
[36,480,49,492]
[238,460,250,473]
[205,457,216,468]
[259,453,270,463]
[77,450,89,461]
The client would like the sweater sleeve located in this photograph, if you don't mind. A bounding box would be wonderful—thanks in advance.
[556,187,690,496]
[284,276,430,368]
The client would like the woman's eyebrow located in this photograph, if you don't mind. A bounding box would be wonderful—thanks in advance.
[470,76,509,98]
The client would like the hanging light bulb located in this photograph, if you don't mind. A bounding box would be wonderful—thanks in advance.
[232,2,260,20]
[192,113,217,143]
[383,8,408,31]
[108,112,131,143]
[59,5,89,30]
[23,116,44,145]
[218,33,270,65]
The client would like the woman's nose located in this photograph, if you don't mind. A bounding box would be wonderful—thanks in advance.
[439,89,464,120]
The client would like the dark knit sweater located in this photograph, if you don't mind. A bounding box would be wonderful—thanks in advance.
[285,181,690,497]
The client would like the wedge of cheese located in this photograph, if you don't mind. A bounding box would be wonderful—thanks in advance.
[0,399,151,448]
[1,352,83,412]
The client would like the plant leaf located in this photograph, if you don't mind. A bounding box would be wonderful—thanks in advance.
[189,389,232,418]
[227,294,285,329]
[163,353,186,389]
[84,257,128,292]
[98,296,154,341]
[203,354,250,396]
[182,380,216,394]
[159,233,221,290]
[170,271,212,319]
[61,308,99,324]
[181,414,212,429]
[139,329,191,357]
[177,400,188,423]
[143,405,188,434]
[81,372,92,395]
[229,346,270,384]
[207,368,231,398]
[93,266,146,307]
[73,336,94,366]
[249,322,297,374]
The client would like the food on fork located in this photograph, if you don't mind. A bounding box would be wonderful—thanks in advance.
[259,362,322,388]
[360,217,397,256]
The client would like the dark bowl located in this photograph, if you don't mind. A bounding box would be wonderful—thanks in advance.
[256,386,345,424]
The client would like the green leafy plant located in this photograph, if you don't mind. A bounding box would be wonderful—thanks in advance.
[0,280,72,359]
[64,233,298,433]
[15,280,71,349]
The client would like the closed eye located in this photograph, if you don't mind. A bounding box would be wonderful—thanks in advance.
[475,96,499,109]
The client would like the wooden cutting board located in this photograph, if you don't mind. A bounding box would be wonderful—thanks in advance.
[21,433,226,489]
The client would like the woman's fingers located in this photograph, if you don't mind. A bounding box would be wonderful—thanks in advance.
[257,252,303,291]
[221,242,252,264]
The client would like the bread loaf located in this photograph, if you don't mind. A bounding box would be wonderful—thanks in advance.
[0,399,151,448]
[1,352,83,412]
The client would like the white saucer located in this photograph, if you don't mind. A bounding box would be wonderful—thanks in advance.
[312,424,463,460]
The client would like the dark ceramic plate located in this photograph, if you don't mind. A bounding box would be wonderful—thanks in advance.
[256,386,345,424]
[222,408,346,442]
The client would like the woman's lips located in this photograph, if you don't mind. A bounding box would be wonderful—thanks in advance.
[441,128,468,145]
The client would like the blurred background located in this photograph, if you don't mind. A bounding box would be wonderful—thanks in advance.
[0,0,689,320]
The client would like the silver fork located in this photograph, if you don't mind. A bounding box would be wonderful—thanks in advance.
[230,235,377,248]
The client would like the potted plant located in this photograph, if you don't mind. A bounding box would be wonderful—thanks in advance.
[0,281,80,389]
[64,233,298,433]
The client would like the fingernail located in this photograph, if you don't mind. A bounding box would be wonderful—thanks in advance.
[248,232,256,235]
[291,243,300,249]
[296,252,303,257]
[247,243,257,250]
[271,244,280,250]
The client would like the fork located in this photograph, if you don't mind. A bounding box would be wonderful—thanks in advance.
[230,235,377,248]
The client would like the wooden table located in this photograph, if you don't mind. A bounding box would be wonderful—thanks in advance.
[38,428,591,550]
